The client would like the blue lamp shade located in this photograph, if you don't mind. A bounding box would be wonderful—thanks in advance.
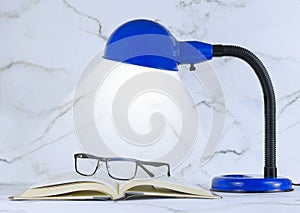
[103,19,213,71]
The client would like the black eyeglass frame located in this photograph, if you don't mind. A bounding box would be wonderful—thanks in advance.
[74,153,171,181]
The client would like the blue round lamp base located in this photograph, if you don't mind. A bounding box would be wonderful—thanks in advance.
[211,175,293,193]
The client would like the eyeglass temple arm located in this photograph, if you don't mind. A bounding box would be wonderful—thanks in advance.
[140,161,171,177]
[138,164,155,177]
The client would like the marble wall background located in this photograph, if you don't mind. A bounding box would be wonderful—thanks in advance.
[1,0,300,185]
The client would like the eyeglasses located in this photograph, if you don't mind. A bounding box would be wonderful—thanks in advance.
[74,153,171,181]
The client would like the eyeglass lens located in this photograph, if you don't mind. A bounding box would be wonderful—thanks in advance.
[76,157,98,176]
[106,160,137,180]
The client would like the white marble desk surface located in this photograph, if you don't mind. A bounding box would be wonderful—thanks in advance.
[0,184,299,213]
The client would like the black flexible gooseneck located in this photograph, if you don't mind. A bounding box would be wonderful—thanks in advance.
[212,45,277,178]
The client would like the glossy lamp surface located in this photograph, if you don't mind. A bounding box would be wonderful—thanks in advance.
[211,175,293,193]
[103,19,293,193]
[104,19,212,71]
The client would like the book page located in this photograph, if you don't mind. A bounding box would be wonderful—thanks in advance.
[31,171,117,189]
[11,191,111,200]
[119,176,219,199]
[12,171,120,200]
[125,185,217,199]
[15,182,119,200]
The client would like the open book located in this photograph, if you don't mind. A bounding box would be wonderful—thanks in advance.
[10,172,220,200]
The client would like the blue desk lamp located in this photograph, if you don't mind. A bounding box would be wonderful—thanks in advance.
[103,19,293,193]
